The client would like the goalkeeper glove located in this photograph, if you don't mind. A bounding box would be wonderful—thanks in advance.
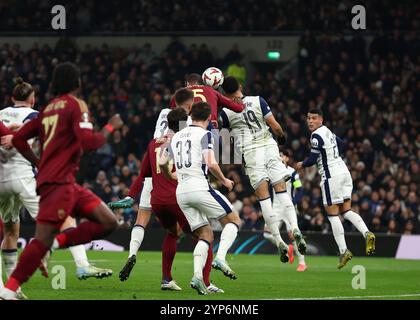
[108,196,134,210]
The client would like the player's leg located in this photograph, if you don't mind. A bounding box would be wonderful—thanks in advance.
[201,189,239,279]
[0,222,59,299]
[128,179,153,259]
[177,192,211,295]
[339,200,376,256]
[285,221,307,270]
[160,224,182,291]
[154,204,182,290]
[129,209,151,258]
[60,216,88,268]
[322,178,352,269]
[1,221,20,281]
[119,209,151,281]
[54,185,117,251]
[0,192,20,279]
[191,224,213,295]
[174,204,222,293]
[325,204,352,269]
[256,180,290,262]
[119,180,153,281]
[263,224,277,246]
[0,190,28,299]
[59,216,113,280]
[0,220,27,298]
[55,203,117,248]
[338,173,376,255]
[272,181,307,255]
[0,184,82,299]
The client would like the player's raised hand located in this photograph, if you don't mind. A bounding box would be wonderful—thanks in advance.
[295,162,303,171]
[1,134,14,149]
[223,178,235,191]
[108,114,124,130]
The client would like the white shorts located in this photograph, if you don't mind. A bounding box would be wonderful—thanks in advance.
[320,172,353,207]
[0,177,39,224]
[177,189,233,232]
[139,177,152,210]
[244,145,290,190]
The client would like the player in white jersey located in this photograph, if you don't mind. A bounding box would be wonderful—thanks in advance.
[108,89,194,287]
[296,108,376,269]
[160,102,241,295]
[0,80,111,298]
[264,150,308,271]
[219,76,306,263]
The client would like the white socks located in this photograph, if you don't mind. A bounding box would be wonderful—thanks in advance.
[216,223,238,261]
[129,225,145,257]
[263,231,277,246]
[259,198,287,248]
[69,245,90,268]
[343,210,369,237]
[275,192,299,231]
[193,240,209,279]
[292,241,306,264]
[328,215,347,254]
[2,249,17,278]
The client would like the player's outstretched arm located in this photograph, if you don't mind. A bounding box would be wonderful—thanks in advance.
[203,149,234,191]
[265,114,287,145]
[72,99,123,151]
[296,135,322,170]
[10,117,40,167]
[216,91,244,113]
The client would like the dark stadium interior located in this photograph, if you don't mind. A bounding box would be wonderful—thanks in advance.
[0,1,419,236]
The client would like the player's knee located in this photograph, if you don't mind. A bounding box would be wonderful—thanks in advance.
[195,225,213,243]
[228,212,242,229]
[105,215,118,232]
[3,223,19,241]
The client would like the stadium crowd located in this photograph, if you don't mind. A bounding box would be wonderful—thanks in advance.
[0,0,418,33]
[0,32,418,234]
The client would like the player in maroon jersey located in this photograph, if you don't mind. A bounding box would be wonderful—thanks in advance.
[118,108,223,293]
[0,62,124,300]
[170,73,244,128]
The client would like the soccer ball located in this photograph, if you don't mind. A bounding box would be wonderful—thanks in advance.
[202,67,224,89]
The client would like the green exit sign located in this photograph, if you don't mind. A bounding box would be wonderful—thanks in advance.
[267,51,281,60]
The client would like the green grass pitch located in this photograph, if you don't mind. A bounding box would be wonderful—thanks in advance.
[18,250,420,300]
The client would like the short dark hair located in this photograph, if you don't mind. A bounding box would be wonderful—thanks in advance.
[222,76,240,95]
[51,62,81,96]
[174,88,194,106]
[186,73,203,85]
[191,102,211,121]
[308,108,323,117]
[12,77,34,101]
[167,108,188,133]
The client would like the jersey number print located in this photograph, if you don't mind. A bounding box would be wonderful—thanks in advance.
[243,110,262,133]
[175,140,192,169]
[42,114,59,150]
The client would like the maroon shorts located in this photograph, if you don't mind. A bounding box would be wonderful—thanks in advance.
[37,183,102,229]
[152,203,191,234]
